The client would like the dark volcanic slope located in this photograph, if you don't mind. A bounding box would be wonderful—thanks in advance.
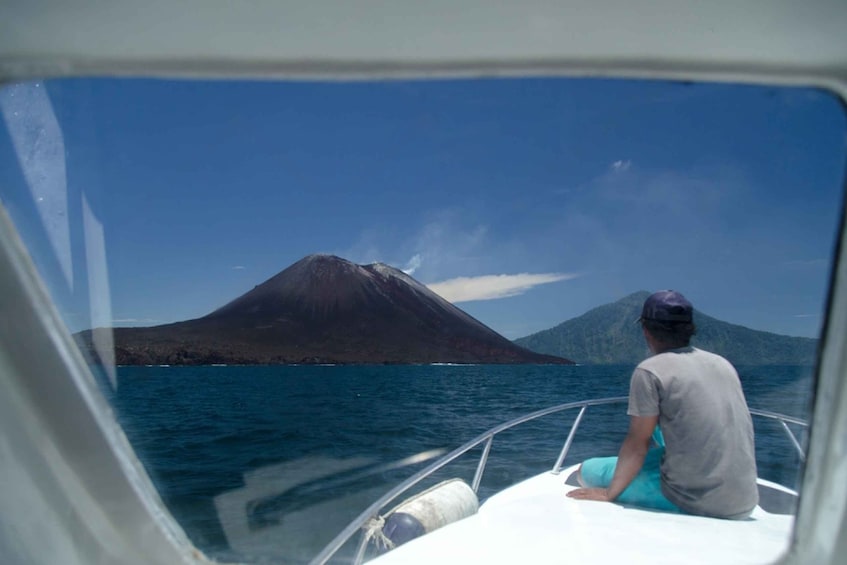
[91,254,571,365]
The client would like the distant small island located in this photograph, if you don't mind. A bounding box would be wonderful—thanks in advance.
[514,291,818,366]
[76,254,571,366]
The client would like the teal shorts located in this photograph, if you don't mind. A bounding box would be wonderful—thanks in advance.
[579,447,683,513]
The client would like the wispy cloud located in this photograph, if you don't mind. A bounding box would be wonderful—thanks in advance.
[232,265,246,270]
[428,272,579,303]
[403,254,422,275]
[345,209,489,281]
[410,214,488,279]
[577,166,745,239]
[611,159,632,172]
[342,228,389,266]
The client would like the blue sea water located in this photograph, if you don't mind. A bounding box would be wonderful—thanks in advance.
[111,364,813,564]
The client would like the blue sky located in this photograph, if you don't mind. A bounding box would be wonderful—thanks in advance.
[1,77,845,339]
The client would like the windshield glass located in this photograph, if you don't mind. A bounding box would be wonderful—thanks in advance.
[1,77,843,563]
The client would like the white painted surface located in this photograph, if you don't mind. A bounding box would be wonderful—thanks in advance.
[372,466,794,565]
[1,1,847,84]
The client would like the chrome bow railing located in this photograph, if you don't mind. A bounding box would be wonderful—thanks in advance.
[311,397,807,565]
[748,408,808,462]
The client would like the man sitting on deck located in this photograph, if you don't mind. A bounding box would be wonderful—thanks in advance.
[566,290,759,519]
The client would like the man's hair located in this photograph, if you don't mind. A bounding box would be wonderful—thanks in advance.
[642,318,697,349]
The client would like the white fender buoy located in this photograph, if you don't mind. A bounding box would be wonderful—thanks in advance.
[382,479,478,548]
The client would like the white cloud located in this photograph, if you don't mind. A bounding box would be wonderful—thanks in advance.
[611,159,632,172]
[232,265,246,270]
[428,272,579,303]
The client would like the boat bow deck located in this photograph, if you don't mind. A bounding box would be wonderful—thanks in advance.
[370,466,794,564]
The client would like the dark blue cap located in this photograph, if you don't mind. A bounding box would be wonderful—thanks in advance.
[638,290,693,323]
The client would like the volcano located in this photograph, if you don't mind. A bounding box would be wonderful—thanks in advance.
[83,254,572,365]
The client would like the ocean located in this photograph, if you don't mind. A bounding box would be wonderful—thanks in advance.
[109,364,813,564]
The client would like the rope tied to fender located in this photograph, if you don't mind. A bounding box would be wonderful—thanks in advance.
[362,515,395,552]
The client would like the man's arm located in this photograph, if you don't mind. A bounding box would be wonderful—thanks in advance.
[566,414,659,502]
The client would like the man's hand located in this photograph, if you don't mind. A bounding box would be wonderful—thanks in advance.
[566,487,612,502]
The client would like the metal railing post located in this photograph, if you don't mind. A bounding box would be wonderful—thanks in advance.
[749,408,808,462]
[779,419,806,462]
[552,405,587,474]
[472,436,494,493]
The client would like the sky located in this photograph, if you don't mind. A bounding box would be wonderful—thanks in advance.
[0,77,845,339]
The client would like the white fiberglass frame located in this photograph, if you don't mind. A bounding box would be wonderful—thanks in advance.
[0,1,846,564]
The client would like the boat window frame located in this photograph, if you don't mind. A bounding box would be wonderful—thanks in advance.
[2,3,847,564]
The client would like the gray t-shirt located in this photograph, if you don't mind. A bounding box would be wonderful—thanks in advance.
[628,346,758,519]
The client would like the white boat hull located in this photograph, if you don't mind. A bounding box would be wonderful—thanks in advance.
[371,465,794,564]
